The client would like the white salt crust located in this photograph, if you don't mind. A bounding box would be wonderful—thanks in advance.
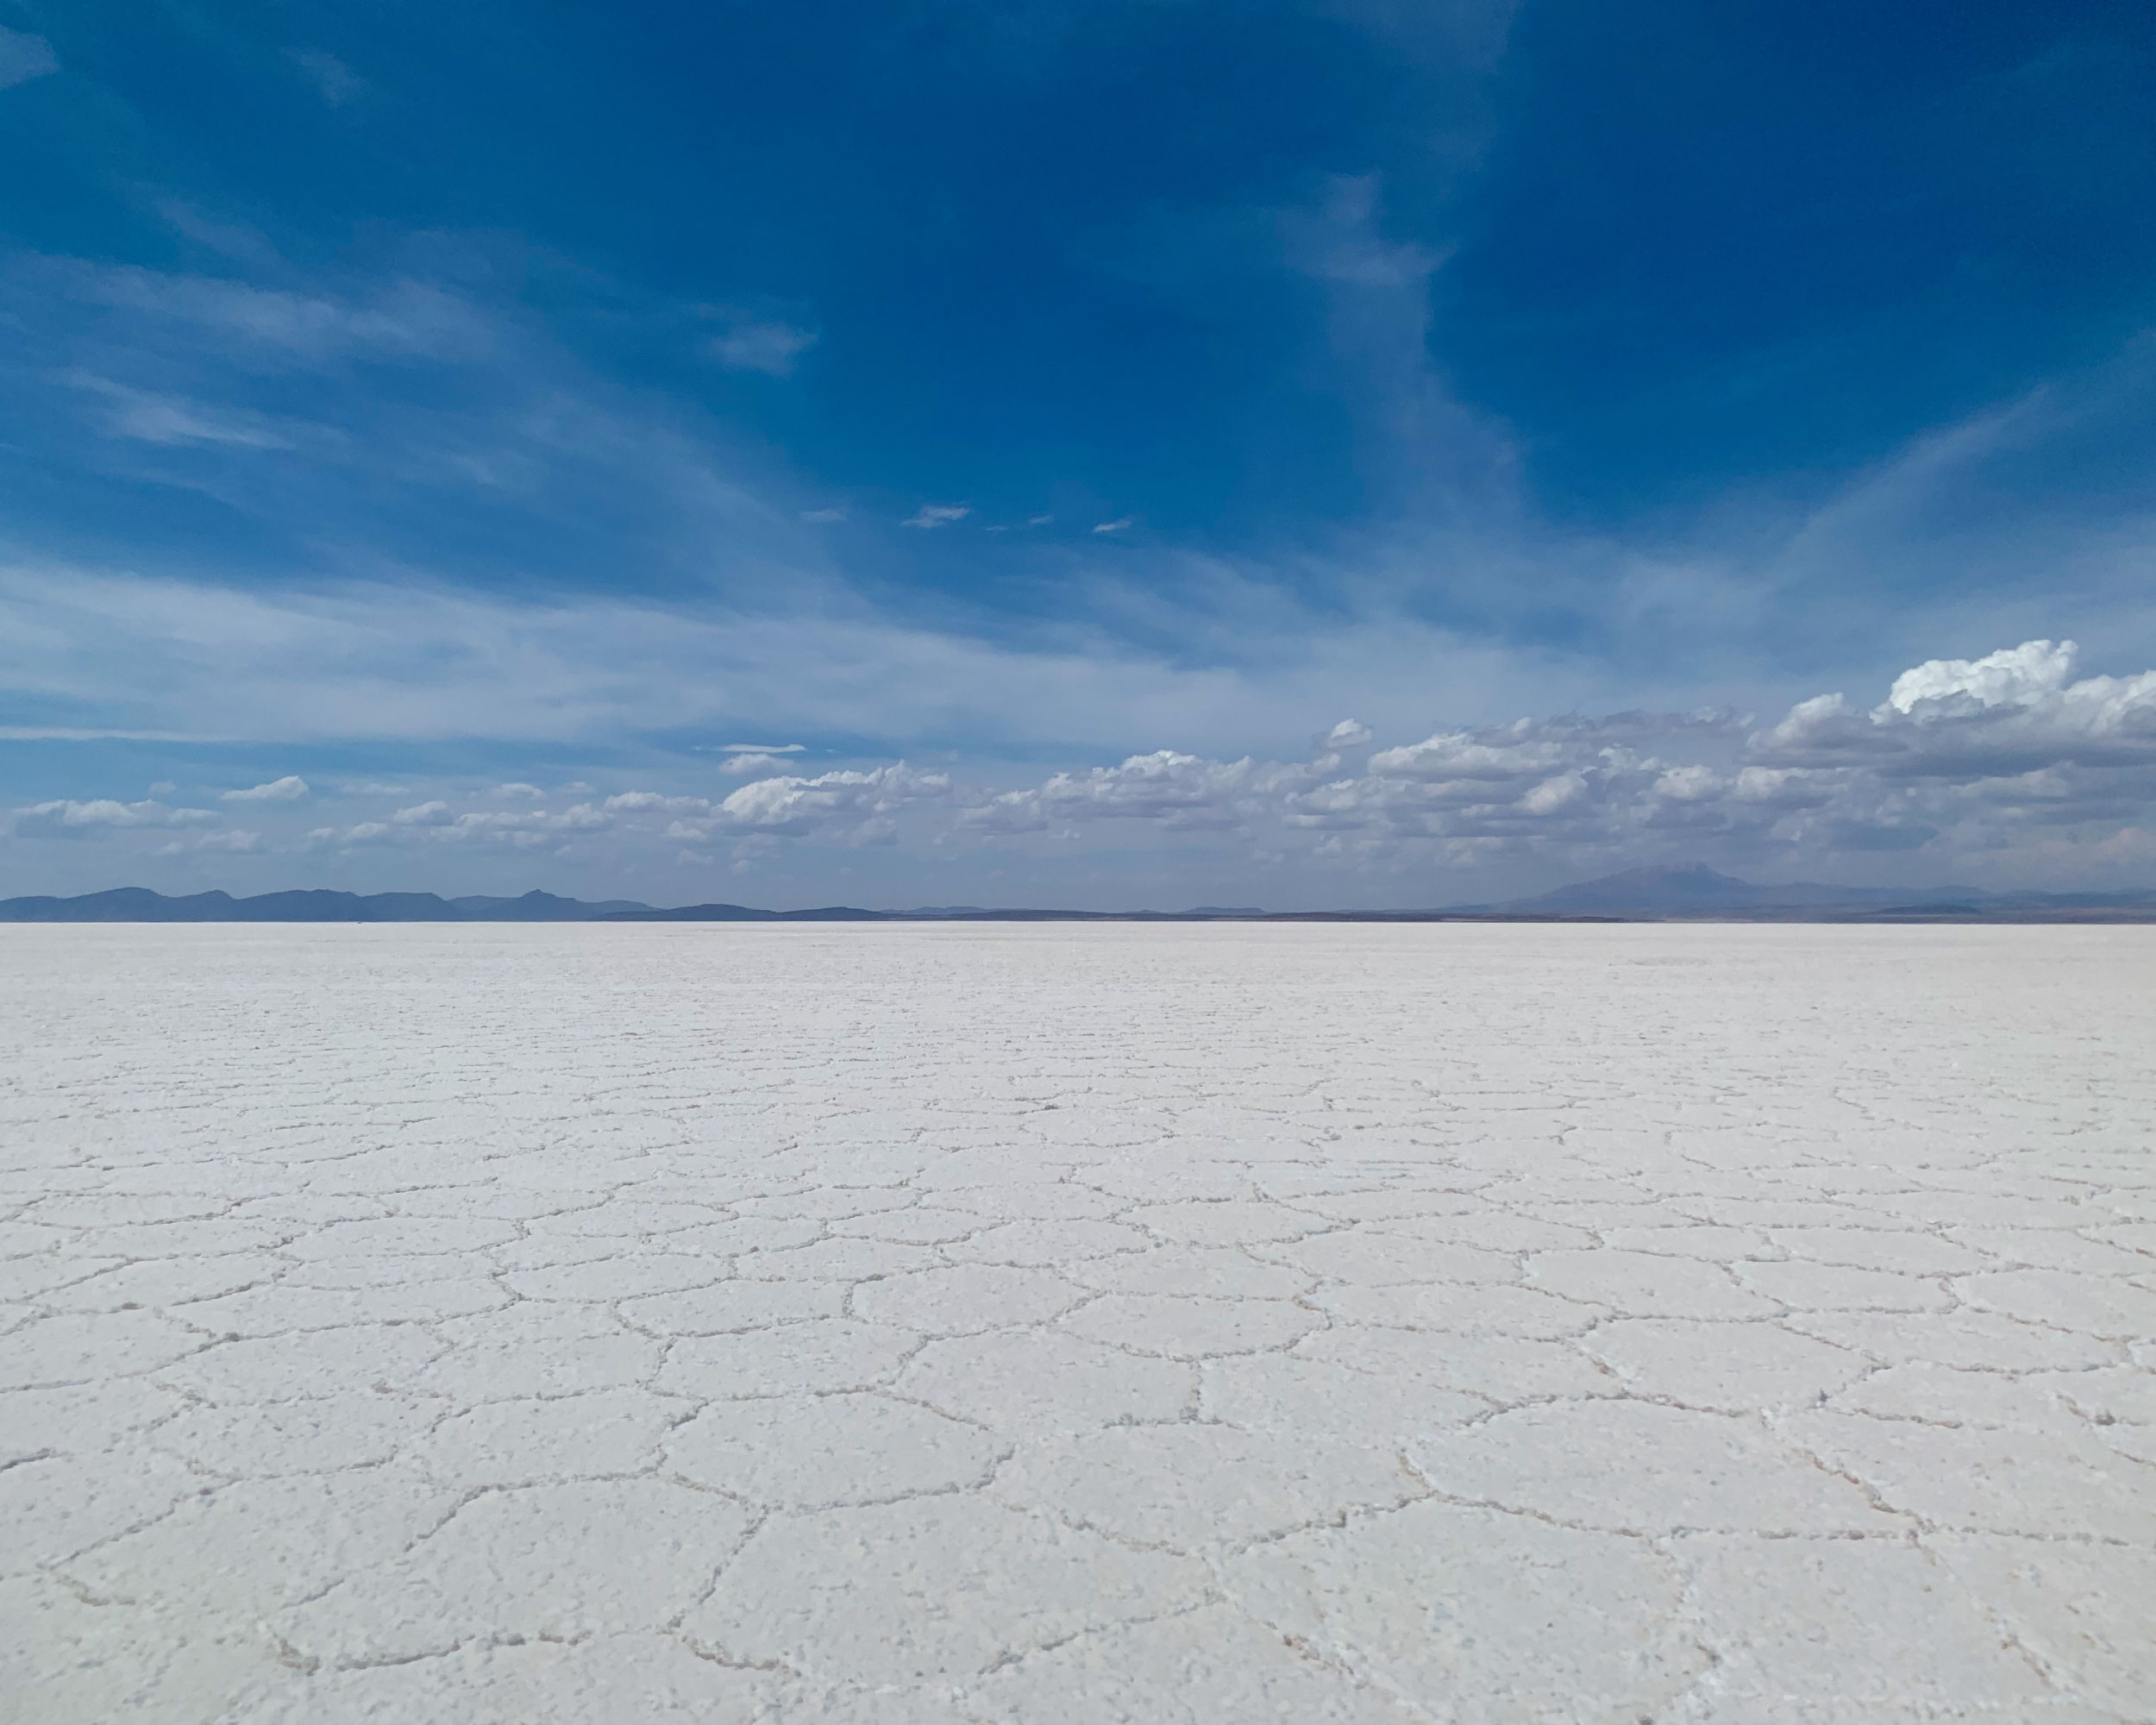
[3,921,2153,1721]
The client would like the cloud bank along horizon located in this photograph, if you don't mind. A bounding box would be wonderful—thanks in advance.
[13,641,2156,906]
[2,2,2153,901]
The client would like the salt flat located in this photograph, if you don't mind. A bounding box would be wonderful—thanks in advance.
[3,922,2153,1722]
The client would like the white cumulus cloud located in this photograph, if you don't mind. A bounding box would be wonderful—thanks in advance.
[222,775,310,802]
[966,751,1276,835]
[1885,640,2079,713]
[694,764,950,844]
[11,798,220,838]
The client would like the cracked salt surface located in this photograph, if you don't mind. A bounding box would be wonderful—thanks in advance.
[3,922,2153,1722]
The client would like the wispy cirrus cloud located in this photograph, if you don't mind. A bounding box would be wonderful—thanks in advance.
[0,24,58,90]
[285,49,366,107]
[705,315,819,377]
[66,373,302,450]
[158,828,261,856]
[63,263,491,365]
[0,550,1561,766]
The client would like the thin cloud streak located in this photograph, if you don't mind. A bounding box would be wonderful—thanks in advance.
[0,555,1562,761]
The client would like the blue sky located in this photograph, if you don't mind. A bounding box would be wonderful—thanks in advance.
[3,0,2154,906]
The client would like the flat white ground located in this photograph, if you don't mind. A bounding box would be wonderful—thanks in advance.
[3,923,2153,1722]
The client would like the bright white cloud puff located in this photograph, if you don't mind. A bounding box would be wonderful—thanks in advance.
[222,775,310,801]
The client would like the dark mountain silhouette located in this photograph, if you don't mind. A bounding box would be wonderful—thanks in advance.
[0,888,649,923]
[1482,864,2156,919]
[3,872,2152,924]
[601,903,893,921]
[1492,864,1967,913]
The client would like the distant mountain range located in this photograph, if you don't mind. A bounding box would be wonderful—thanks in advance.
[1478,863,2156,920]
[0,888,648,923]
[4,868,2154,924]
